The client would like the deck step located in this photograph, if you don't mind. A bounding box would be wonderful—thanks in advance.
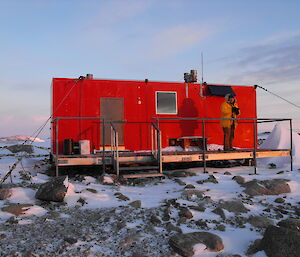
[119,165,159,171]
[122,173,164,179]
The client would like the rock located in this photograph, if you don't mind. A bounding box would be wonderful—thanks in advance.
[212,207,226,219]
[7,144,33,154]
[224,171,232,175]
[185,184,195,189]
[294,207,300,216]
[2,203,33,216]
[128,200,141,208]
[86,188,98,194]
[216,254,242,257]
[120,233,141,248]
[169,232,224,256]
[64,237,77,244]
[232,175,245,184]
[150,215,162,225]
[277,218,300,231]
[19,170,32,180]
[189,204,205,212]
[246,239,262,255]
[195,220,208,228]
[216,224,226,231]
[197,175,218,184]
[174,178,186,186]
[243,179,291,196]
[179,208,193,219]
[168,170,196,178]
[114,192,130,201]
[247,215,274,228]
[220,200,249,214]
[0,187,12,200]
[35,176,69,202]
[182,190,204,200]
[274,197,285,203]
[260,225,300,257]
[166,222,182,233]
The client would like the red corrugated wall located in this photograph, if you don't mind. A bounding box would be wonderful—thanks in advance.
[51,78,257,154]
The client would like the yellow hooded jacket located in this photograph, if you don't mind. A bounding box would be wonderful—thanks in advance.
[220,101,239,128]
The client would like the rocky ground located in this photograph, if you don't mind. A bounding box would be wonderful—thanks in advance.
[1,167,300,257]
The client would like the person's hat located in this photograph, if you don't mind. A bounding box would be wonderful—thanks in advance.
[225,93,234,101]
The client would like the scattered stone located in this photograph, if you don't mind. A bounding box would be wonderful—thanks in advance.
[128,200,141,208]
[224,171,232,175]
[246,239,262,255]
[268,163,276,169]
[169,232,224,256]
[35,176,69,202]
[182,190,204,200]
[77,197,87,206]
[232,175,245,185]
[277,218,300,231]
[64,237,77,244]
[189,204,205,212]
[0,187,12,200]
[294,207,300,216]
[2,203,33,216]
[167,170,196,178]
[274,197,285,203]
[277,170,284,174]
[179,208,193,219]
[243,179,291,196]
[120,233,141,248]
[114,192,130,201]
[195,220,208,228]
[216,224,226,231]
[197,175,218,184]
[185,184,195,189]
[166,222,182,233]
[174,178,186,186]
[150,215,162,225]
[19,170,32,180]
[219,200,249,214]
[86,188,98,194]
[247,215,274,228]
[212,207,226,219]
[216,254,242,257]
[5,216,18,224]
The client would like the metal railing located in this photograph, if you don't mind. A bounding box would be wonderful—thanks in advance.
[51,117,105,176]
[151,117,293,174]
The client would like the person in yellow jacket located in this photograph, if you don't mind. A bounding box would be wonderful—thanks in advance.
[220,94,240,151]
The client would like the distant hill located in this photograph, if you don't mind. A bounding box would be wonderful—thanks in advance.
[0,135,45,143]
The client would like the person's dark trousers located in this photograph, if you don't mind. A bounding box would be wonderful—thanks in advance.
[223,125,235,150]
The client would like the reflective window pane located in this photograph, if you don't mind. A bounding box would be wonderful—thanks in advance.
[156,92,177,114]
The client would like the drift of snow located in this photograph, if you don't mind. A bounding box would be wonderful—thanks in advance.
[258,122,300,168]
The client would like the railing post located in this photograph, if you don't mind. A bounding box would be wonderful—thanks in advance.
[290,119,293,171]
[157,130,162,174]
[56,119,59,177]
[102,119,105,173]
[253,119,257,175]
[116,131,119,177]
[202,119,207,173]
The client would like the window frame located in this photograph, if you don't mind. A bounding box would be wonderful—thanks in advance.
[155,91,178,115]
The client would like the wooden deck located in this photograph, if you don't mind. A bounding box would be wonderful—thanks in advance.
[54,149,291,166]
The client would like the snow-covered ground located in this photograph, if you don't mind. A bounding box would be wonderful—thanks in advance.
[0,124,300,256]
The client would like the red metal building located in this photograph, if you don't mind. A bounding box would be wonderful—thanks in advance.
[51,76,257,155]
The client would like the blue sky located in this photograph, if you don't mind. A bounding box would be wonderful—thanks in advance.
[1,0,300,137]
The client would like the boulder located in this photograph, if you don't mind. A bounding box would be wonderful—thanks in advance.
[243,179,291,196]
[277,218,300,231]
[179,208,193,219]
[169,232,224,257]
[0,187,12,200]
[2,203,33,216]
[220,200,249,214]
[212,207,226,219]
[232,175,245,185]
[166,222,182,233]
[260,225,300,257]
[35,176,69,202]
[128,200,141,208]
[114,192,130,201]
[247,215,274,228]
[182,190,204,200]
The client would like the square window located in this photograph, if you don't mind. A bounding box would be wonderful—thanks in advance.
[156,92,177,114]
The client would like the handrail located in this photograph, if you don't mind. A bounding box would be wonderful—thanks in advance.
[110,122,119,176]
[151,122,162,173]
[52,117,105,176]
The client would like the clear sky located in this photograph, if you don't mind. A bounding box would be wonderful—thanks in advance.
[1,0,300,137]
